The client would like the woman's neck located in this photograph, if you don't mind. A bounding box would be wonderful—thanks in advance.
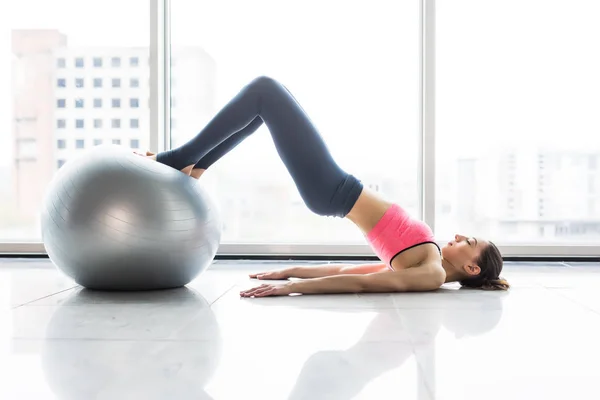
[441,257,464,283]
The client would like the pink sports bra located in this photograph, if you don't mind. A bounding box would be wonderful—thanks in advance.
[366,204,440,269]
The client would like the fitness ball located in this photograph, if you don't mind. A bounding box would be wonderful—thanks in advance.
[40,144,222,290]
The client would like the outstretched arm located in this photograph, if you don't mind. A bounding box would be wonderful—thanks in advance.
[249,262,388,280]
[240,264,446,297]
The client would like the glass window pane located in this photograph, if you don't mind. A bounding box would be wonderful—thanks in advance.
[17,139,37,159]
[436,0,600,244]
[171,0,419,244]
[2,0,149,241]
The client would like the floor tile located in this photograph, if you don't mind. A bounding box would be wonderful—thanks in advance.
[551,287,600,314]
[0,260,77,309]
[9,288,219,341]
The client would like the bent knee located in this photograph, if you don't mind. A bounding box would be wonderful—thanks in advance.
[304,199,344,218]
[249,75,280,91]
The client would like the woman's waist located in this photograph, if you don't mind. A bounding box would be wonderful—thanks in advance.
[366,203,436,263]
[366,204,424,238]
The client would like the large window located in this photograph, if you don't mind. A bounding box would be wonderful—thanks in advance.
[5,1,599,255]
[170,0,420,244]
[1,0,149,241]
[435,0,600,244]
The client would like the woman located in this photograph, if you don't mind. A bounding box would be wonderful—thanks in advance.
[137,76,510,297]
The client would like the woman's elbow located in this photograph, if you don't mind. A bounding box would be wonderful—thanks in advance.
[431,270,446,288]
[394,272,445,293]
[422,271,446,291]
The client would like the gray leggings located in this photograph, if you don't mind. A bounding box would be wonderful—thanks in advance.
[156,76,363,218]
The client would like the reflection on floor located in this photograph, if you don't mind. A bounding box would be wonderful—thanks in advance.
[1,258,600,399]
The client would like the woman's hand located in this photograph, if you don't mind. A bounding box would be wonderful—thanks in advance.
[249,269,290,280]
[240,282,294,298]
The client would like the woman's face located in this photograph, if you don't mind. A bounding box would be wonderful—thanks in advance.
[441,234,486,269]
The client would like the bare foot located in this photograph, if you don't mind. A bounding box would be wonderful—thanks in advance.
[190,168,206,179]
[133,150,157,161]
[134,150,195,178]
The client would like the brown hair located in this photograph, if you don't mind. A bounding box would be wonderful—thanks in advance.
[459,241,510,291]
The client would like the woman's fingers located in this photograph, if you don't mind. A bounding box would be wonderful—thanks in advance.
[249,270,287,280]
[240,282,292,297]
[240,284,267,296]
[240,284,272,297]
[258,288,277,297]
[249,272,272,279]
[250,287,275,297]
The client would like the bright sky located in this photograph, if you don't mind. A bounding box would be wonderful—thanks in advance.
[1,0,600,172]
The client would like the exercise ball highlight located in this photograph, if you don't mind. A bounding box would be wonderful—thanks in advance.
[40,144,222,290]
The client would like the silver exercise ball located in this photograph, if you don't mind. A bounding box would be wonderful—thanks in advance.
[40,144,222,290]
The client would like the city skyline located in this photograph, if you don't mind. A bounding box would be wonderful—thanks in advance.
[3,0,600,160]
[8,29,216,226]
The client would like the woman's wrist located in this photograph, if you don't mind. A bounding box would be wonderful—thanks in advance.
[286,280,300,294]
[283,267,297,278]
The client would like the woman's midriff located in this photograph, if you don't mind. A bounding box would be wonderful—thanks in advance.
[364,203,440,269]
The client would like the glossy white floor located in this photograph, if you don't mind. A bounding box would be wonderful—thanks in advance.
[1,258,600,400]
